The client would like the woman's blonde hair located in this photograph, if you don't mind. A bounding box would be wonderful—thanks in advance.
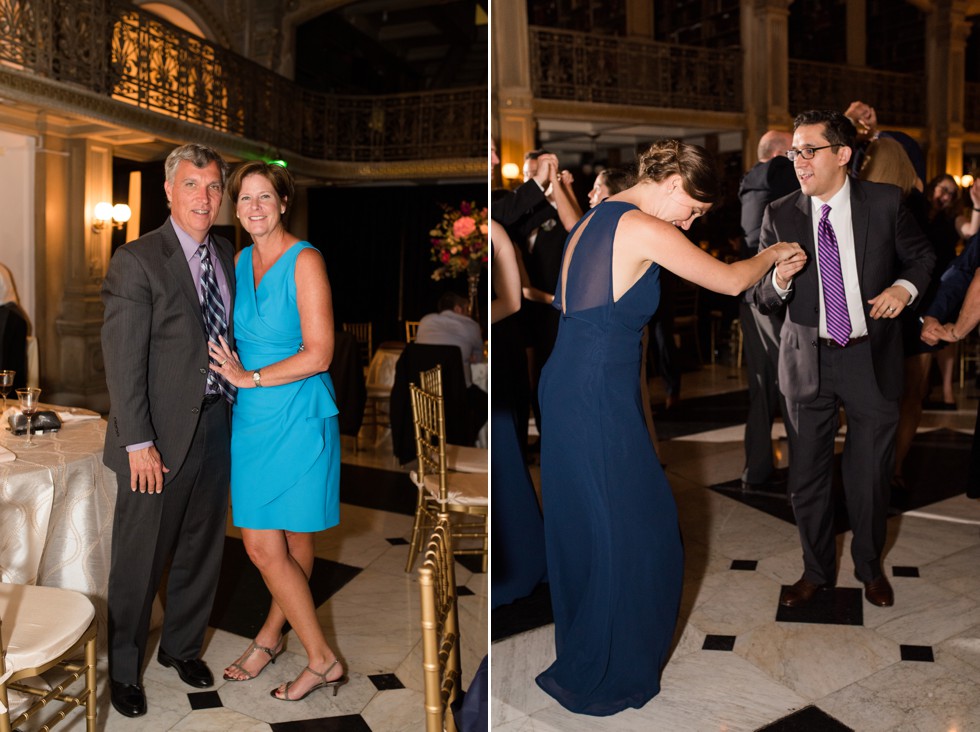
[859,137,918,198]
[636,139,719,203]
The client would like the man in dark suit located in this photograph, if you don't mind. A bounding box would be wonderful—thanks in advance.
[755,110,933,609]
[738,130,799,490]
[102,144,235,717]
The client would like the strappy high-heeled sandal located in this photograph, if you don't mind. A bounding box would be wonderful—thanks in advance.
[270,659,348,701]
[222,636,285,681]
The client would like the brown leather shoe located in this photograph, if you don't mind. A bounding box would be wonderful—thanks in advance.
[779,576,834,608]
[863,576,894,607]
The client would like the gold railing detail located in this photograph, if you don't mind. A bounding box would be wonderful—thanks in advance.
[529,26,742,112]
[788,60,925,127]
[0,0,485,163]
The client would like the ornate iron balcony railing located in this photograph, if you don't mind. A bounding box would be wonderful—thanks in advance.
[788,60,925,128]
[0,0,486,163]
[529,26,742,113]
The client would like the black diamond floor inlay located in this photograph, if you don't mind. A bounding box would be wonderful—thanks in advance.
[369,672,405,690]
[710,428,972,527]
[703,634,736,651]
[458,585,475,596]
[187,690,222,710]
[731,559,758,571]
[775,587,864,626]
[757,704,854,731]
[210,537,362,638]
[900,644,935,662]
[892,566,920,578]
[386,537,410,546]
[271,715,372,731]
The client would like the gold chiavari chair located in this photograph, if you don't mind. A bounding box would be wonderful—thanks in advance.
[419,365,487,474]
[0,583,98,732]
[342,322,373,369]
[405,320,421,343]
[406,381,488,572]
[418,516,460,732]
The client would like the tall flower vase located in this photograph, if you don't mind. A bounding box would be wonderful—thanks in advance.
[467,264,481,320]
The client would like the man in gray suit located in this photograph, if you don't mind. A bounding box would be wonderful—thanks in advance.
[102,144,235,717]
[755,110,933,609]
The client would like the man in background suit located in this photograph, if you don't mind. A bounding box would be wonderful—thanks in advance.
[755,110,933,609]
[102,144,235,717]
[738,130,799,491]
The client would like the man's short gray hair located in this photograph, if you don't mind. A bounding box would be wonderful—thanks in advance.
[164,144,230,188]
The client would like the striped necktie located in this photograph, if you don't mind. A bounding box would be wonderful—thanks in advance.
[817,204,852,347]
[199,244,237,403]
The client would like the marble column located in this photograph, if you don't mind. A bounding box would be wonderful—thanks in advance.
[492,0,536,182]
[46,135,113,411]
[925,0,971,180]
[740,0,792,170]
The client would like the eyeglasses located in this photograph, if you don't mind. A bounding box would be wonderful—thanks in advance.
[786,145,838,162]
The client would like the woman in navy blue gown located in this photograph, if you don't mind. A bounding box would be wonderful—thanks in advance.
[536,140,805,715]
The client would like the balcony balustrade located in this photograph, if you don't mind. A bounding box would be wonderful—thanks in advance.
[0,0,485,163]
[529,26,742,113]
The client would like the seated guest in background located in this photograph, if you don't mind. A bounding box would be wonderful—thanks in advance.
[416,291,488,443]
[416,291,485,385]
[102,144,234,718]
[209,161,347,701]
[0,263,28,389]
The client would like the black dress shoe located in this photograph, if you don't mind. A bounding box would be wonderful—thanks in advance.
[864,576,895,607]
[779,576,834,608]
[110,680,146,717]
[157,649,214,688]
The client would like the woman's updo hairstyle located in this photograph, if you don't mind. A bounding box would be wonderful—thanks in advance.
[637,139,719,204]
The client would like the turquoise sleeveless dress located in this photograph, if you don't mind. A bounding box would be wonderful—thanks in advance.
[230,241,341,532]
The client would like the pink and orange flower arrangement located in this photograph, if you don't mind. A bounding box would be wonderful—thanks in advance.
[428,201,489,281]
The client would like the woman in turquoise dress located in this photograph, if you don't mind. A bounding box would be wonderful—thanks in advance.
[536,140,805,715]
[208,161,347,701]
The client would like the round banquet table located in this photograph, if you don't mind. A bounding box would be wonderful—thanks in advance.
[0,406,115,638]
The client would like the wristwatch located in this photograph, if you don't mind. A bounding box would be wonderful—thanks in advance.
[252,369,262,387]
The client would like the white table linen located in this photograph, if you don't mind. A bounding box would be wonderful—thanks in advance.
[0,408,115,646]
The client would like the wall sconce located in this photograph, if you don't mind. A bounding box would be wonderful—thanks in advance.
[93,202,132,232]
[962,174,975,188]
[501,163,520,180]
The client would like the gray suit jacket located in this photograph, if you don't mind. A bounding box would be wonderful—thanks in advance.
[754,179,933,403]
[101,220,236,479]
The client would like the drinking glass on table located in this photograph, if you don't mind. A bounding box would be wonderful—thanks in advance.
[0,370,14,412]
[16,387,41,449]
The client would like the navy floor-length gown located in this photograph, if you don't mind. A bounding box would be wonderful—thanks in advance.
[536,201,684,716]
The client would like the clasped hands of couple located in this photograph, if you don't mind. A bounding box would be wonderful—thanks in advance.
[771,242,911,320]
[921,317,965,346]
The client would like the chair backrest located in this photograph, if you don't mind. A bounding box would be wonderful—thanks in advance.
[406,320,421,342]
[671,282,699,323]
[410,382,448,501]
[342,322,373,366]
[419,364,442,397]
[418,517,460,732]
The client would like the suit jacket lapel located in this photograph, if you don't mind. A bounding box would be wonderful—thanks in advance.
[849,180,870,281]
[161,222,208,338]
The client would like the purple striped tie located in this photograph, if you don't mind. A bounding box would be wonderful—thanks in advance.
[818,204,851,346]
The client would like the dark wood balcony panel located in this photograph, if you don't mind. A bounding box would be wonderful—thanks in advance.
[529,26,742,113]
[967,82,980,136]
[0,0,485,167]
[788,60,925,128]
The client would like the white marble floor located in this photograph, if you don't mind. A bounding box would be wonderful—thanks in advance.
[16,430,486,732]
[492,364,980,731]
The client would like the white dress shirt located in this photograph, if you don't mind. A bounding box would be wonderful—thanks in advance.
[773,177,917,339]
